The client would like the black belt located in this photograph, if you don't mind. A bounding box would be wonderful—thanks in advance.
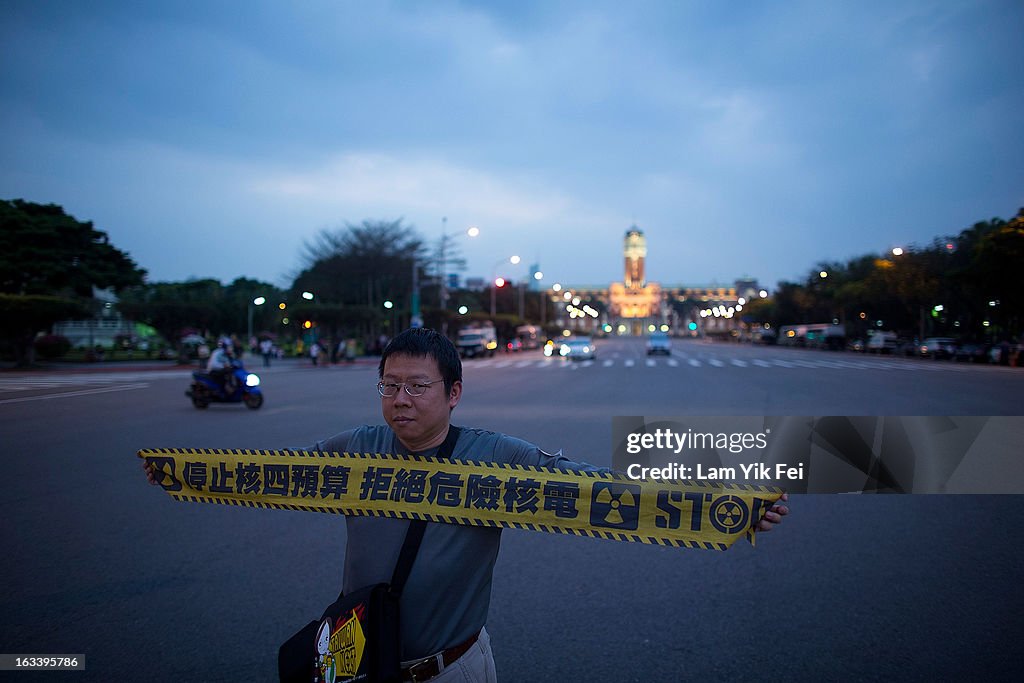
[401,630,481,682]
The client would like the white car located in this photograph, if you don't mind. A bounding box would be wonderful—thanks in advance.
[646,332,672,356]
[560,337,597,360]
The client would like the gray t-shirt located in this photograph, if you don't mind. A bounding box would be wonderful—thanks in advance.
[311,424,605,660]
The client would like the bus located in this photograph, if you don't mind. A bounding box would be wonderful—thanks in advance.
[778,323,846,350]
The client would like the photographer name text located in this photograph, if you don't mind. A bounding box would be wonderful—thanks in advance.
[626,462,805,482]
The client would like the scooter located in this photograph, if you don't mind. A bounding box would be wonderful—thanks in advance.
[186,359,264,409]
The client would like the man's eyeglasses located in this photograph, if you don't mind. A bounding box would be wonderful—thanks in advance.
[377,379,445,397]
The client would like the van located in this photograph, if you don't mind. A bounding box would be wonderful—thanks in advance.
[866,331,898,354]
[456,324,498,359]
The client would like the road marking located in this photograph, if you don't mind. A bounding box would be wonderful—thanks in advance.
[752,360,774,368]
[624,359,635,367]
[667,359,679,367]
[602,359,614,367]
[0,382,149,404]
[828,360,868,369]
[708,359,724,367]
[645,359,657,367]
[688,359,701,367]
[730,359,748,367]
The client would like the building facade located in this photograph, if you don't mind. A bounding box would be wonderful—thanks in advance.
[551,227,761,337]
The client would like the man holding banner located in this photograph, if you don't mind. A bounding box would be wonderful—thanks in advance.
[143,327,788,681]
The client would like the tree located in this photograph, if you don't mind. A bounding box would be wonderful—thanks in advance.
[291,219,427,339]
[118,277,284,348]
[961,209,1024,338]
[0,199,145,296]
[0,199,145,365]
[0,294,88,365]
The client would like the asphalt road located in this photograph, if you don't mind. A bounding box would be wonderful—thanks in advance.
[1,337,1021,681]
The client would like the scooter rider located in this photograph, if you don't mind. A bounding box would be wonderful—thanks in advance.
[206,341,236,394]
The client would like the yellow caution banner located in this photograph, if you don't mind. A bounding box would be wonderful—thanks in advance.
[138,448,784,550]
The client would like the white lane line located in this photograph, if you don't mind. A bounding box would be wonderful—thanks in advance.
[0,383,149,404]
[667,359,679,367]
[752,360,774,368]
[688,359,701,367]
[602,360,614,367]
[624,359,635,367]
[645,359,657,367]
[708,359,724,367]
[730,359,748,367]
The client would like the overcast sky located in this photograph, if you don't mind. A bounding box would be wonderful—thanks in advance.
[2,0,1021,291]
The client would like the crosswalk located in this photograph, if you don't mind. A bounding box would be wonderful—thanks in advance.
[0,371,194,404]
[464,355,976,372]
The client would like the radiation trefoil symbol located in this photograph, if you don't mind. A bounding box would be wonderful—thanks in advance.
[589,482,641,530]
[709,495,750,534]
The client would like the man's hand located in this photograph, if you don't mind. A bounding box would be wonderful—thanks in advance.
[142,460,159,486]
[755,493,789,532]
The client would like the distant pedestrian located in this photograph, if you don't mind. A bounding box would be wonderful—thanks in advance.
[310,341,321,366]
[259,339,274,367]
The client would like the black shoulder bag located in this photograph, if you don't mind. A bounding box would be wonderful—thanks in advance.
[279,426,461,683]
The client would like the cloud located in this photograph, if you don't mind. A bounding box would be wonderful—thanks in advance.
[251,153,575,224]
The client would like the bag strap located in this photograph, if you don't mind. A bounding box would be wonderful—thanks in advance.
[389,425,461,596]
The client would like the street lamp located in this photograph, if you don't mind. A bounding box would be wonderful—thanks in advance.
[247,296,266,341]
[438,219,480,334]
[490,256,520,317]
[410,219,480,332]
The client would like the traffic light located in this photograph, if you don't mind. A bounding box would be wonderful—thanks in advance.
[494,277,506,288]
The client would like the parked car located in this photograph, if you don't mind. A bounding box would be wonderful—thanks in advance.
[954,342,990,363]
[646,331,672,356]
[919,337,957,359]
[560,336,597,361]
[895,338,919,357]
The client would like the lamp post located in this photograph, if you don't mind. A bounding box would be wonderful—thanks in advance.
[247,296,266,341]
[490,256,519,317]
[439,219,480,334]
[411,219,479,332]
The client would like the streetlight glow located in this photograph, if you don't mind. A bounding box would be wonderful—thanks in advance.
[302,291,314,300]
[892,247,904,256]
[253,296,266,306]
[467,226,480,238]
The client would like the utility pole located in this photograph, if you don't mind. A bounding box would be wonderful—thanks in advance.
[439,216,448,335]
